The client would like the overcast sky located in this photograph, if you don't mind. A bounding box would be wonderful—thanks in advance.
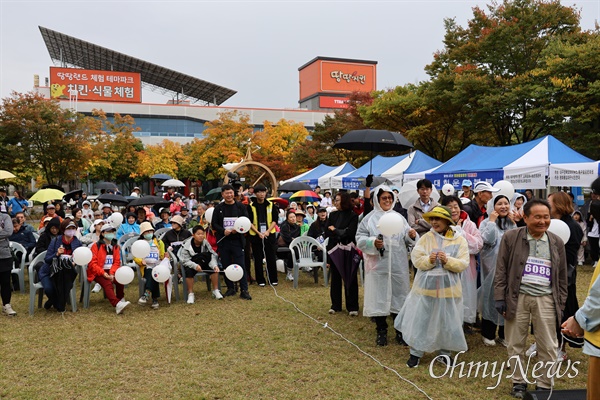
[1,1,599,109]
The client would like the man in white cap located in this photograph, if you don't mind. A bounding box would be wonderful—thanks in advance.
[463,181,499,228]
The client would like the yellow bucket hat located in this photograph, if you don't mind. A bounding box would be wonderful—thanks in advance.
[422,206,455,225]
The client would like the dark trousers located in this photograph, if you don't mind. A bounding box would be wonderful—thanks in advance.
[95,275,125,307]
[329,259,358,312]
[143,268,160,300]
[250,235,278,285]
[482,318,505,340]
[0,269,11,305]
[40,275,74,312]
[589,236,599,263]
[219,239,248,292]
[374,314,398,333]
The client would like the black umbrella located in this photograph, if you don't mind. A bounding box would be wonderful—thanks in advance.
[97,193,129,205]
[95,182,118,191]
[333,129,413,174]
[327,242,361,286]
[205,187,222,201]
[128,195,169,207]
[63,189,83,202]
[150,173,172,180]
[278,181,312,192]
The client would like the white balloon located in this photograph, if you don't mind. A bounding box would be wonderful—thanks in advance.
[204,208,214,224]
[442,183,455,196]
[114,267,135,285]
[493,180,515,200]
[234,216,251,233]
[548,219,571,244]
[131,240,151,259]
[225,264,244,282]
[73,246,93,266]
[151,262,171,283]
[377,212,405,237]
[109,212,124,228]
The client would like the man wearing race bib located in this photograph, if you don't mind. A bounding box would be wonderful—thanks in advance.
[494,199,568,397]
[211,184,252,300]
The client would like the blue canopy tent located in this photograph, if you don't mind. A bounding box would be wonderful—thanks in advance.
[282,163,356,189]
[423,136,595,190]
[330,155,408,190]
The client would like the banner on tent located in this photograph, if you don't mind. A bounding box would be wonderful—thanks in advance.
[503,166,547,189]
[297,179,318,189]
[427,170,504,190]
[342,178,364,190]
[549,162,600,187]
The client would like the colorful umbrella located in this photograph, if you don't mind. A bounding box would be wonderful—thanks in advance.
[30,188,66,203]
[289,190,321,203]
[0,170,16,180]
[327,242,361,286]
[268,197,289,209]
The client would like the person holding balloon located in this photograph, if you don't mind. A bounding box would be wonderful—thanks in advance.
[39,220,82,312]
[479,194,517,347]
[356,185,417,346]
[86,224,131,314]
[395,206,469,368]
[134,222,168,309]
[178,225,223,302]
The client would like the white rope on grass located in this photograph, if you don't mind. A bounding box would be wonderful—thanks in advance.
[259,237,434,400]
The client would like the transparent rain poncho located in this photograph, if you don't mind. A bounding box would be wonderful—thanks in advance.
[478,213,516,326]
[454,216,483,324]
[356,185,417,317]
[395,227,469,353]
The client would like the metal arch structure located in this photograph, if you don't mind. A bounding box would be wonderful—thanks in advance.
[39,26,237,105]
[223,150,278,194]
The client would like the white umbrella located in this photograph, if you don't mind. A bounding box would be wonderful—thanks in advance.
[0,170,16,179]
[397,181,440,208]
[161,179,185,187]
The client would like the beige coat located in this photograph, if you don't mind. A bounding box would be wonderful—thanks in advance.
[494,227,567,327]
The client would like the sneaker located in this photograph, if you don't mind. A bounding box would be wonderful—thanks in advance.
[2,304,16,316]
[349,311,358,317]
[258,283,266,287]
[151,300,159,309]
[578,261,583,266]
[240,290,252,300]
[92,282,102,293]
[496,337,508,347]
[286,271,294,281]
[138,295,148,305]
[525,343,537,357]
[482,336,496,347]
[511,383,527,398]
[436,355,454,367]
[463,323,475,335]
[376,330,388,347]
[557,348,568,362]
[223,288,236,297]
[115,300,130,314]
[407,355,420,368]
[328,309,336,314]
[212,290,223,300]
[272,282,278,286]
[187,293,195,304]
[395,332,408,346]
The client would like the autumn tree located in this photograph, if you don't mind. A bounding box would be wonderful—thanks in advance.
[84,110,143,184]
[426,0,582,145]
[0,91,93,185]
[135,139,184,179]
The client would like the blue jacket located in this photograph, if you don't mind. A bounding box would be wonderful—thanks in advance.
[9,226,36,250]
[39,236,82,281]
[116,222,140,239]
[7,197,28,216]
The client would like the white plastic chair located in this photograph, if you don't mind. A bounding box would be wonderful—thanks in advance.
[176,247,216,300]
[154,228,170,240]
[118,232,137,247]
[9,242,27,293]
[289,236,328,289]
[28,251,77,315]
[32,232,40,241]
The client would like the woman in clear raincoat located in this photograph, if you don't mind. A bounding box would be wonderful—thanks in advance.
[395,206,469,368]
[441,195,483,333]
[356,185,418,347]
[478,194,516,347]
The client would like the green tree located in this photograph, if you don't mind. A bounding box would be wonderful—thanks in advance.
[0,91,92,185]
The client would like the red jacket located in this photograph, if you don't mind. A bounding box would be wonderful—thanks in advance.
[87,242,121,281]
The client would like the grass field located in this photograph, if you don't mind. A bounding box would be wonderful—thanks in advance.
[0,263,594,400]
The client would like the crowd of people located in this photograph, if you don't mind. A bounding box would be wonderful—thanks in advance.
[1,176,599,398]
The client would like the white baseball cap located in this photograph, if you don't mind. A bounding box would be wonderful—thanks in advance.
[473,181,500,193]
